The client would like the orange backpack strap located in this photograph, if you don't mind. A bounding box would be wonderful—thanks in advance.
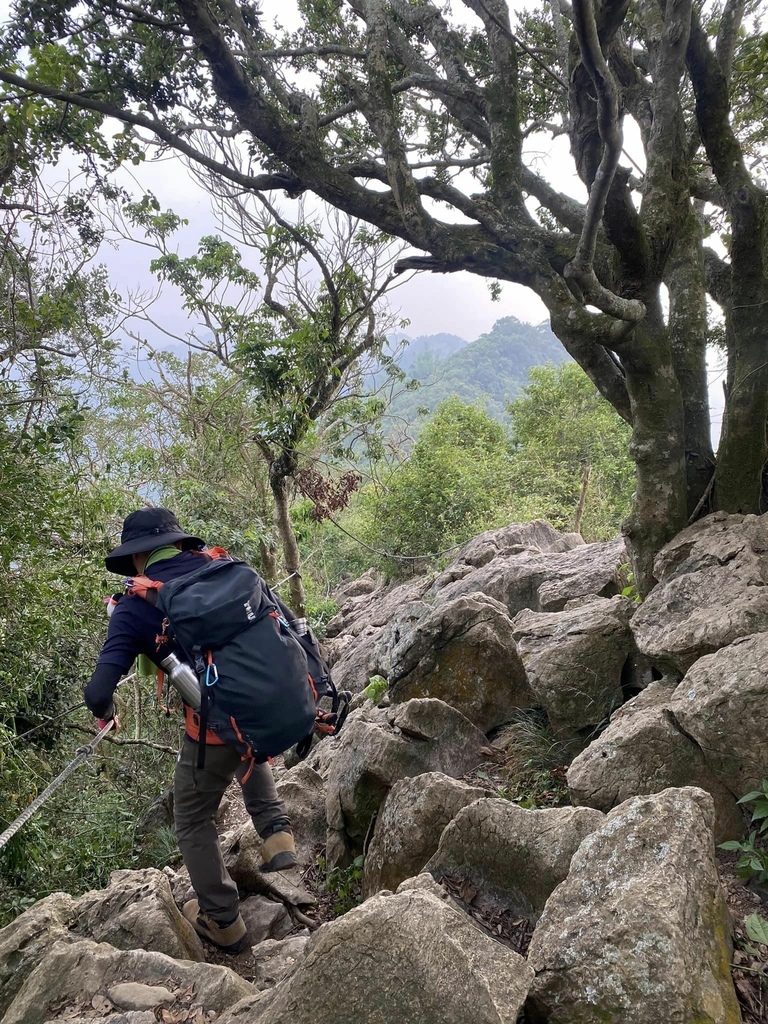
[125,575,164,605]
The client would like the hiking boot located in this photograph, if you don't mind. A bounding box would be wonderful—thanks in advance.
[260,824,297,872]
[182,900,248,953]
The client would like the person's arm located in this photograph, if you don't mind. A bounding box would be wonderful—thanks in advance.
[84,662,123,719]
[84,599,144,722]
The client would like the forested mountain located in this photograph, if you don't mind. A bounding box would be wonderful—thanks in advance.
[391,316,570,424]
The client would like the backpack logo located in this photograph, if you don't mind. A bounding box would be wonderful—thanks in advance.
[243,599,257,622]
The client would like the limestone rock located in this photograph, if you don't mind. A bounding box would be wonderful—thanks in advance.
[106,982,175,1011]
[567,633,768,842]
[252,934,310,990]
[631,510,768,674]
[426,799,604,917]
[453,520,584,568]
[217,889,534,1024]
[527,788,741,1024]
[275,761,326,868]
[72,868,203,961]
[4,938,254,1024]
[567,700,745,843]
[671,632,768,799]
[363,773,488,897]
[0,892,77,1019]
[386,593,531,732]
[325,699,487,868]
[434,537,626,617]
[511,596,636,737]
[239,895,292,944]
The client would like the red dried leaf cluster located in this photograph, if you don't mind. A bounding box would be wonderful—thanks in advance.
[295,468,362,521]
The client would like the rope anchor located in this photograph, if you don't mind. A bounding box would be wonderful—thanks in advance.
[0,719,115,851]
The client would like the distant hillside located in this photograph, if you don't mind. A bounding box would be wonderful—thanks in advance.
[397,332,467,372]
[389,316,570,425]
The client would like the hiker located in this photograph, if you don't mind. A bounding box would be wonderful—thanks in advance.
[84,507,297,954]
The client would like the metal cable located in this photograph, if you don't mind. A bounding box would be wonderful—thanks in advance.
[0,719,115,851]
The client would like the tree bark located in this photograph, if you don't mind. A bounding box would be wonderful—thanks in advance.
[665,205,715,518]
[269,458,307,617]
[258,537,278,585]
[619,306,688,592]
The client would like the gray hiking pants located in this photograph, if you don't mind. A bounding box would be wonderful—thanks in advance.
[173,739,288,924]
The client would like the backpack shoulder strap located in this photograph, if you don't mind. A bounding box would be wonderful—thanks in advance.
[125,575,164,606]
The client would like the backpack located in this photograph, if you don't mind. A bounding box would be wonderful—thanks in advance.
[127,552,350,765]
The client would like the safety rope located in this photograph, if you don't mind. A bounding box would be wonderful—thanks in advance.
[0,719,115,851]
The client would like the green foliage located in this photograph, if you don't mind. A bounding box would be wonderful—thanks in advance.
[719,832,768,884]
[719,781,768,884]
[737,779,768,833]
[492,709,576,810]
[744,913,768,947]
[617,563,642,604]
[507,363,634,540]
[362,397,514,568]
[319,854,365,916]
[362,676,387,702]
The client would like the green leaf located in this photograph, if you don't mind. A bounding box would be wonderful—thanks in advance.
[737,791,764,804]
[745,913,768,945]
[718,840,745,851]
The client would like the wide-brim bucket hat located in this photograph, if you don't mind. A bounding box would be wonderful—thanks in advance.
[105,508,205,576]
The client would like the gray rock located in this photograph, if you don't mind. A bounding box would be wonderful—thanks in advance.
[671,632,768,800]
[0,893,77,1019]
[453,520,585,568]
[363,773,488,897]
[275,761,326,868]
[527,787,741,1024]
[567,633,768,842]
[433,537,626,617]
[387,593,532,732]
[72,868,203,961]
[426,799,604,917]
[106,982,176,1011]
[511,596,636,737]
[325,699,487,869]
[631,510,768,674]
[252,934,310,990]
[4,938,254,1024]
[567,699,745,843]
[217,889,534,1024]
[239,895,292,944]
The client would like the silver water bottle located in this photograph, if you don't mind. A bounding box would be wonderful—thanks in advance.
[161,653,202,710]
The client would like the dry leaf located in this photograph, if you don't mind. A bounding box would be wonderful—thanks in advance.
[91,993,113,1014]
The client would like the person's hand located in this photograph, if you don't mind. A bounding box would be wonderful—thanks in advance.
[96,715,120,734]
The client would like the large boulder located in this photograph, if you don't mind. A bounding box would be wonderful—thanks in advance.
[567,633,768,841]
[0,893,77,1019]
[72,868,203,961]
[433,537,626,617]
[325,699,487,869]
[527,788,741,1024]
[363,773,488,897]
[4,938,254,1024]
[426,799,604,918]
[451,520,585,568]
[631,510,768,674]
[217,888,534,1024]
[387,593,532,731]
[511,595,636,737]
[275,761,327,869]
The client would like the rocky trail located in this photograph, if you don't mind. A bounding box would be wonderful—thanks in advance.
[4,514,768,1022]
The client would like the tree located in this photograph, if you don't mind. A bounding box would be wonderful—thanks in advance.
[119,194,405,615]
[507,362,634,540]
[361,396,514,565]
[1,0,767,590]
